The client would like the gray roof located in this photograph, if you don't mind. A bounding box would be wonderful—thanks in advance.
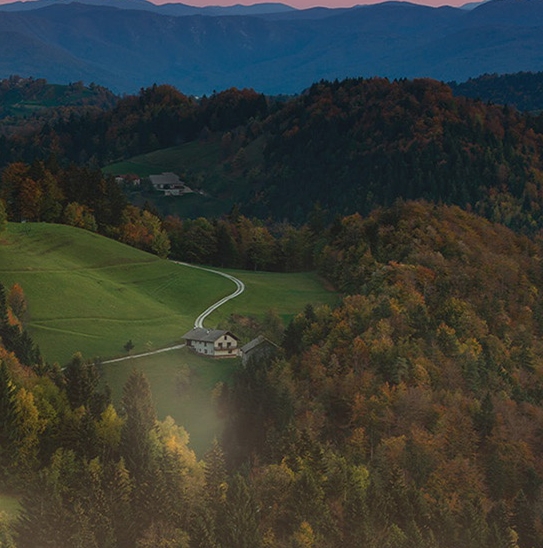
[182,328,238,343]
[149,172,182,186]
[240,335,277,354]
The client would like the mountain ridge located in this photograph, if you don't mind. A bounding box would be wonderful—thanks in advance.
[0,0,297,16]
[0,0,542,94]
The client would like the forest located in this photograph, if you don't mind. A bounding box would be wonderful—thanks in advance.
[2,201,543,547]
[2,74,543,546]
[4,76,543,231]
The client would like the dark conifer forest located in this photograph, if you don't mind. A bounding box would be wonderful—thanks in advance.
[2,75,543,546]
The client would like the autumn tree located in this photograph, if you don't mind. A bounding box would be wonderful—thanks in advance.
[63,202,97,232]
[118,206,170,258]
[7,283,27,323]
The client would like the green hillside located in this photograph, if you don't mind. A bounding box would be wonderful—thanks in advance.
[0,222,337,456]
[207,268,337,326]
[0,222,337,365]
[0,223,234,365]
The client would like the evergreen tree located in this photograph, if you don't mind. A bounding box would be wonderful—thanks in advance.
[119,369,157,541]
[105,458,135,548]
[204,439,227,511]
[64,352,100,411]
[218,474,261,548]
[120,369,156,481]
[15,449,82,548]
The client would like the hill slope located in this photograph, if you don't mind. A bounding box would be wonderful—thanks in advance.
[98,78,543,230]
[0,223,234,364]
[0,222,336,364]
[222,201,543,547]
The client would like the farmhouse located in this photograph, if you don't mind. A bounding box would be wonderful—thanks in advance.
[149,172,189,196]
[183,328,240,358]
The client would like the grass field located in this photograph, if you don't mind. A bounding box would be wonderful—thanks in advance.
[207,268,338,326]
[103,140,225,179]
[1,222,338,454]
[0,223,234,365]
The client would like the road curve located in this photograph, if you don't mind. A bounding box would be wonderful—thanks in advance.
[175,262,245,328]
[101,262,245,364]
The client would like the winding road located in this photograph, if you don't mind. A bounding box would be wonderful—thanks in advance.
[176,262,245,329]
[102,262,245,364]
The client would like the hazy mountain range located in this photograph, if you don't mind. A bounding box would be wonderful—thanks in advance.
[0,0,542,95]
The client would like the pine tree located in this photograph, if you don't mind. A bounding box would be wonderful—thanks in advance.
[64,352,100,411]
[119,369,157,541]
[218,474,261,548]
[120,369,156,481]
[204,439,227,511]
[105,458,135,548]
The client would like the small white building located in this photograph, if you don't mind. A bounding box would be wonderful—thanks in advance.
[115,174,141,186]
[183,328,240,358]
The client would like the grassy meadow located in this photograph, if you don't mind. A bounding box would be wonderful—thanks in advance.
[103,140,224,179]
[207,268,339,326]
[1,222,337,454]
[0,223,233,365]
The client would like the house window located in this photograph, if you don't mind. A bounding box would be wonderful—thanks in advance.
[227,342,231,348]
[219,342,223,349]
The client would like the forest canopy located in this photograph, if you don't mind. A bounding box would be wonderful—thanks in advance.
[3,74,543,547]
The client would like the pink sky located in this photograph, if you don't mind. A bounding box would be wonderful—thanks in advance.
[0,0,473,10]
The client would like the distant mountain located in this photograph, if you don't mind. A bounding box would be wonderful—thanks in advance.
[0,0,296,15]
[459,0,489,10]
[0,0,542,94]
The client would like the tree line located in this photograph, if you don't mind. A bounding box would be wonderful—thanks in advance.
[0,159,326,270]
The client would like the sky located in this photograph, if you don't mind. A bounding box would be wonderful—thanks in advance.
[0,0,474,10]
